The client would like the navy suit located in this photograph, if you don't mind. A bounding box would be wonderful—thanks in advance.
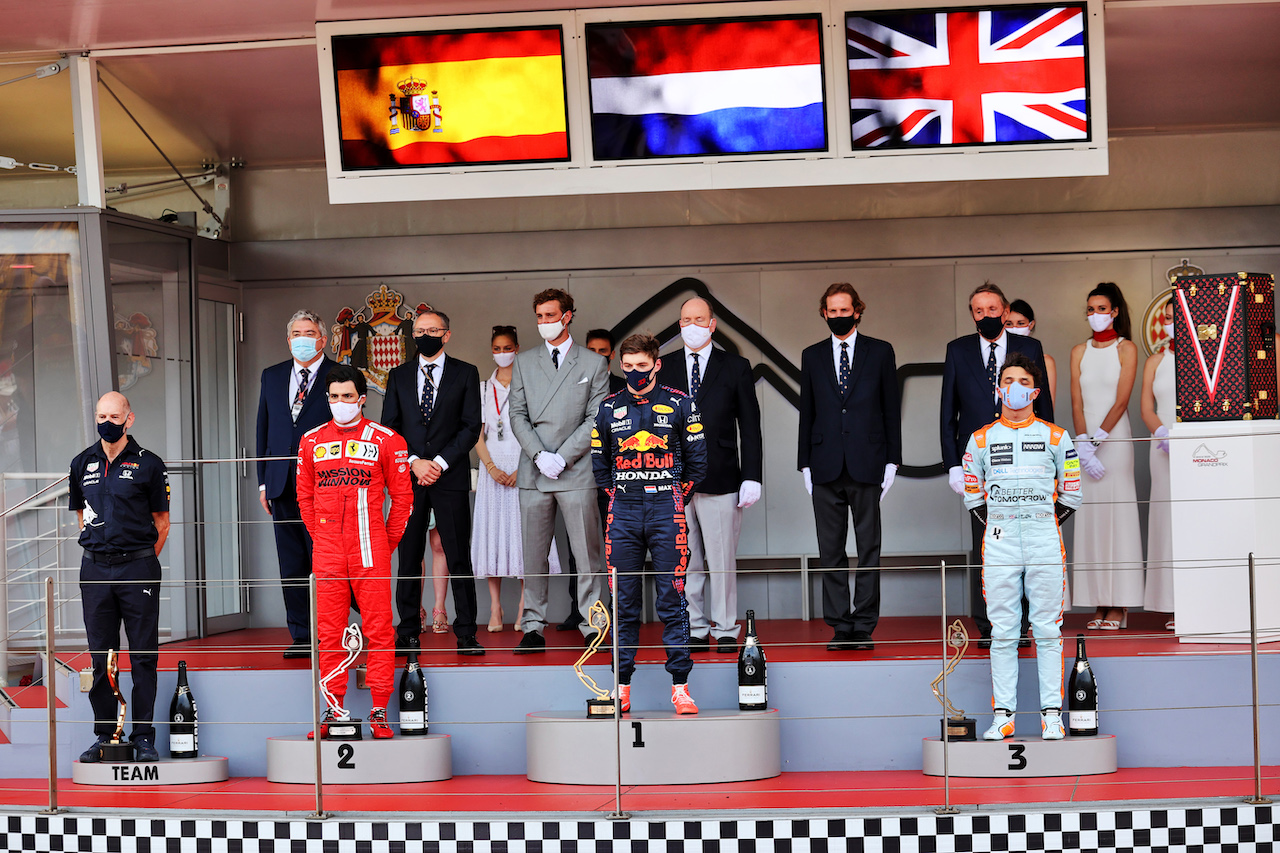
[255,356,335,644]
[382,354,482,642]
[940,332,1052,635]
[797,333,901,636]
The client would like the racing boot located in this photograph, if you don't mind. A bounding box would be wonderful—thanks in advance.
[614,684,631,714]
[369,707,394,739]
[1041,709,1065,741]
[983,709,1016,740]
[671,683,698,715]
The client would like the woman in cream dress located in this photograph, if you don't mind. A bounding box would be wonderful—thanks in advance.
[1140,299,1176,629]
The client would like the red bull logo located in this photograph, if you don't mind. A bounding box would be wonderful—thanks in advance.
[616,430,669,453]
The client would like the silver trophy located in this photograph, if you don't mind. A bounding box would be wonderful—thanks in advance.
[318,622,364,740]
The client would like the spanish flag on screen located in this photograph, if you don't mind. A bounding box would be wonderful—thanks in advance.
[334,28,569,168]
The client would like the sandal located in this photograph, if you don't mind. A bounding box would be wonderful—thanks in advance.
[1085,608,1106,630]
[1099,607,1127,631]
[431,608,449,634]
[1165,619,1176,631]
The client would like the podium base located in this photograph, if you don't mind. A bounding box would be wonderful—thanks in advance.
[266,735,452,784]
[922,734,1117,777]
[100,742,136,763]
[72,756,230,786]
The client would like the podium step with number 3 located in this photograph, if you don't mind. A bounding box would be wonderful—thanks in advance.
[922,735,1117,777]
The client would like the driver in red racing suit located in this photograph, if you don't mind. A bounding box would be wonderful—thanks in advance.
[297,365,413,738]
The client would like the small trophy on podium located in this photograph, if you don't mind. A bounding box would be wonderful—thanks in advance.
[318,623,364,740]
[573,601,614,718]
[102,649,138,761]
[931,620,977,741]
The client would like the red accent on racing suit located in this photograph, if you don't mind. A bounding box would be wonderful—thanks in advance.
[297,417,413,708]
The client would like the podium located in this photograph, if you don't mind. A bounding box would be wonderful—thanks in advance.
[72,756,229,786]
[1169,420,1280,643]
[265,735,452,784]
[922,736,1117,777]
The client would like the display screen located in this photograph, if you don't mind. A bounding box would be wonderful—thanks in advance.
[586,16,827,160]
[331,26,570,169]
[845,4,1089,148]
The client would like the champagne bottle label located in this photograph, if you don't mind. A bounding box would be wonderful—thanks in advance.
[400,711,426,727]
[738,685,766,704]
[1069,710,1097,729]
[170,734,195,752]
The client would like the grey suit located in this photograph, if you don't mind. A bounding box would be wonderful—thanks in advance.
[508,340,610,635]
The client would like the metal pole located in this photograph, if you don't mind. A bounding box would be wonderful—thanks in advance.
[607,565,630,820]
[1245,552,1272,805]
[1,478,8,688]
[936,560,958,815]
[307,574,326,819]
[40,577,60,815]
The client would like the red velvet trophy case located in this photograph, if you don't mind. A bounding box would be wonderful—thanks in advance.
[1172,271,1277,422]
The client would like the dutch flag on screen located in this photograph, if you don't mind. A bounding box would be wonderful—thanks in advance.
[586,17,827,159]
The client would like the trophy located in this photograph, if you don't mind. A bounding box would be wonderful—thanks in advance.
[317,623,364,740]
[931,620,977,741]
[572,601,614,718]
[101,649,137,761]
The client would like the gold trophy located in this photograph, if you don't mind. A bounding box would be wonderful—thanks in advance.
[931,620,977,741]
[573,601,615,718]
[101,649,138,761]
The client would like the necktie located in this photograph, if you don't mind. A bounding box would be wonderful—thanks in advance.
[420,363,436,421]
[987,342,999,407]
[838,342,850,396]
[690,353,701,397]
[551,347,560,370]
[291,367,310,423]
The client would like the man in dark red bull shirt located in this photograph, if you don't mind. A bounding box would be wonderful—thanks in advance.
[592,334,707,715]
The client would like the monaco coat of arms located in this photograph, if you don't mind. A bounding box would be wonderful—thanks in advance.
[330,285,430,395]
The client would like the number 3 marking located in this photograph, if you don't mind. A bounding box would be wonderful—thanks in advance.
[1007,744,1026,771]
[337,743,355,769]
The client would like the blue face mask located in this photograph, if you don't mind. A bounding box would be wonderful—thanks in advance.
[290,337,318,362]
[998,382,1036,410]
[97,419,126,443]
[624,367,655,391]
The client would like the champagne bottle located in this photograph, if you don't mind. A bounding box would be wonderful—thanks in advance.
[737,610,767,711]
[168,660,198,758]
[399,651,429,736]
[1067,634,1099,736]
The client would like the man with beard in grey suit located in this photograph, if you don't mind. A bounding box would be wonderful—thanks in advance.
[508,288,610,653]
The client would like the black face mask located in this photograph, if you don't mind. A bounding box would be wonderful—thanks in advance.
[976,315,1005,341]
[826,315,858,337]
[97,420,126,443]
[415,334,444,358]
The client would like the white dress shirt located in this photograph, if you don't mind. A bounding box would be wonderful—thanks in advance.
[289,358,320,404]
[683,344,714,392]
[978,330,1008,372]
[410,352,449,470]
[545,337,573,367]
[830,330,858,378]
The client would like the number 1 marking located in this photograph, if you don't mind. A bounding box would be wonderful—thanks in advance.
[631,721,645,748]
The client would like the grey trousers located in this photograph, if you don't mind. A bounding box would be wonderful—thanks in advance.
[685,491,743,639]
[519,487,607,636]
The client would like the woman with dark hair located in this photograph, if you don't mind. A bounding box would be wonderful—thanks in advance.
[471,325,559,632]
[1069,282,1144,629]
[1005,299,1057,404]
[1140,297,1176,630]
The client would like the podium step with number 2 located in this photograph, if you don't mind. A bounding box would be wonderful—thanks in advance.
[265,735,452,784]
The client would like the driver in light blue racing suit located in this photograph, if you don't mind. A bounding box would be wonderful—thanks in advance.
[962,353,1082,741]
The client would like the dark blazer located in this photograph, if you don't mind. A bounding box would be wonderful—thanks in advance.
[940,333,1053,470]
[382,354,482,492]
[607,372,627,394]
[797,334,902,486]
[256,357,335,500]
[657,347,763,496]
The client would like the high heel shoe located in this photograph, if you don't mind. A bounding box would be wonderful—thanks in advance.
[487,610,505,633]
[431,608,449,633]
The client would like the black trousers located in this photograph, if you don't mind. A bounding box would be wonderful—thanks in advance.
[395,484,478,642]
[563,489,610,622]
[969,513,1030,637]
[80,553,161,741]
[270,491,313,644]
[812,470,881,635]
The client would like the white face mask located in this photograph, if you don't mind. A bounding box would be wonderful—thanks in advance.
[680,322,713,350]
[1005,326,1032,337]
[493,351,516,368]
[1087,313,1115,333]
[329,400,362,425]
[537,320,565,341]
[1163,323,1174,340]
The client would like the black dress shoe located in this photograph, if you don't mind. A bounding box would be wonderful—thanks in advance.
[457,637,486,656]
[133,735,159,762]
[849,631,875,651]
[1018,636,1032,649]
[827,630,854,651]
[514,631,546,654]
[396,635,422,658]
[689,635,711,653]
[716,637,737,654]
[583,631,601,648]
[283,642,311,659]
[976,630,993,650]
[556,615,584,632]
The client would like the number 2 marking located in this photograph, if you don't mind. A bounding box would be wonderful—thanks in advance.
[1007,744,1026,771]
[337,743,355,769]
[631,721,645,748]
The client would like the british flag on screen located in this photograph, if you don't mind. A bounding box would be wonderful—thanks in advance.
[846,5,1088,147]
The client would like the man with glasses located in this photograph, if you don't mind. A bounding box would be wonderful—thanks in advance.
[256,310,335,658]
[383,310,485,656]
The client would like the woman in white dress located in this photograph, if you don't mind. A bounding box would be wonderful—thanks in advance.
[1069,282,1145,629]
[471,325,560,631]
[1140,298,1176,629]
[1006,299,1058,406]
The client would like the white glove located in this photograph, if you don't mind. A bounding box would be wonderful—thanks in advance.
[1154,424,1170,454]
[535,451,564,480]
[737,480,762,509]
[1093,428,1110,445]
[948,466,965,495]
[802,467,813,496]
[548,452,567,473]
[1082,455,1106,480]
[880,464,897,501]
[1075,435,1096,465]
